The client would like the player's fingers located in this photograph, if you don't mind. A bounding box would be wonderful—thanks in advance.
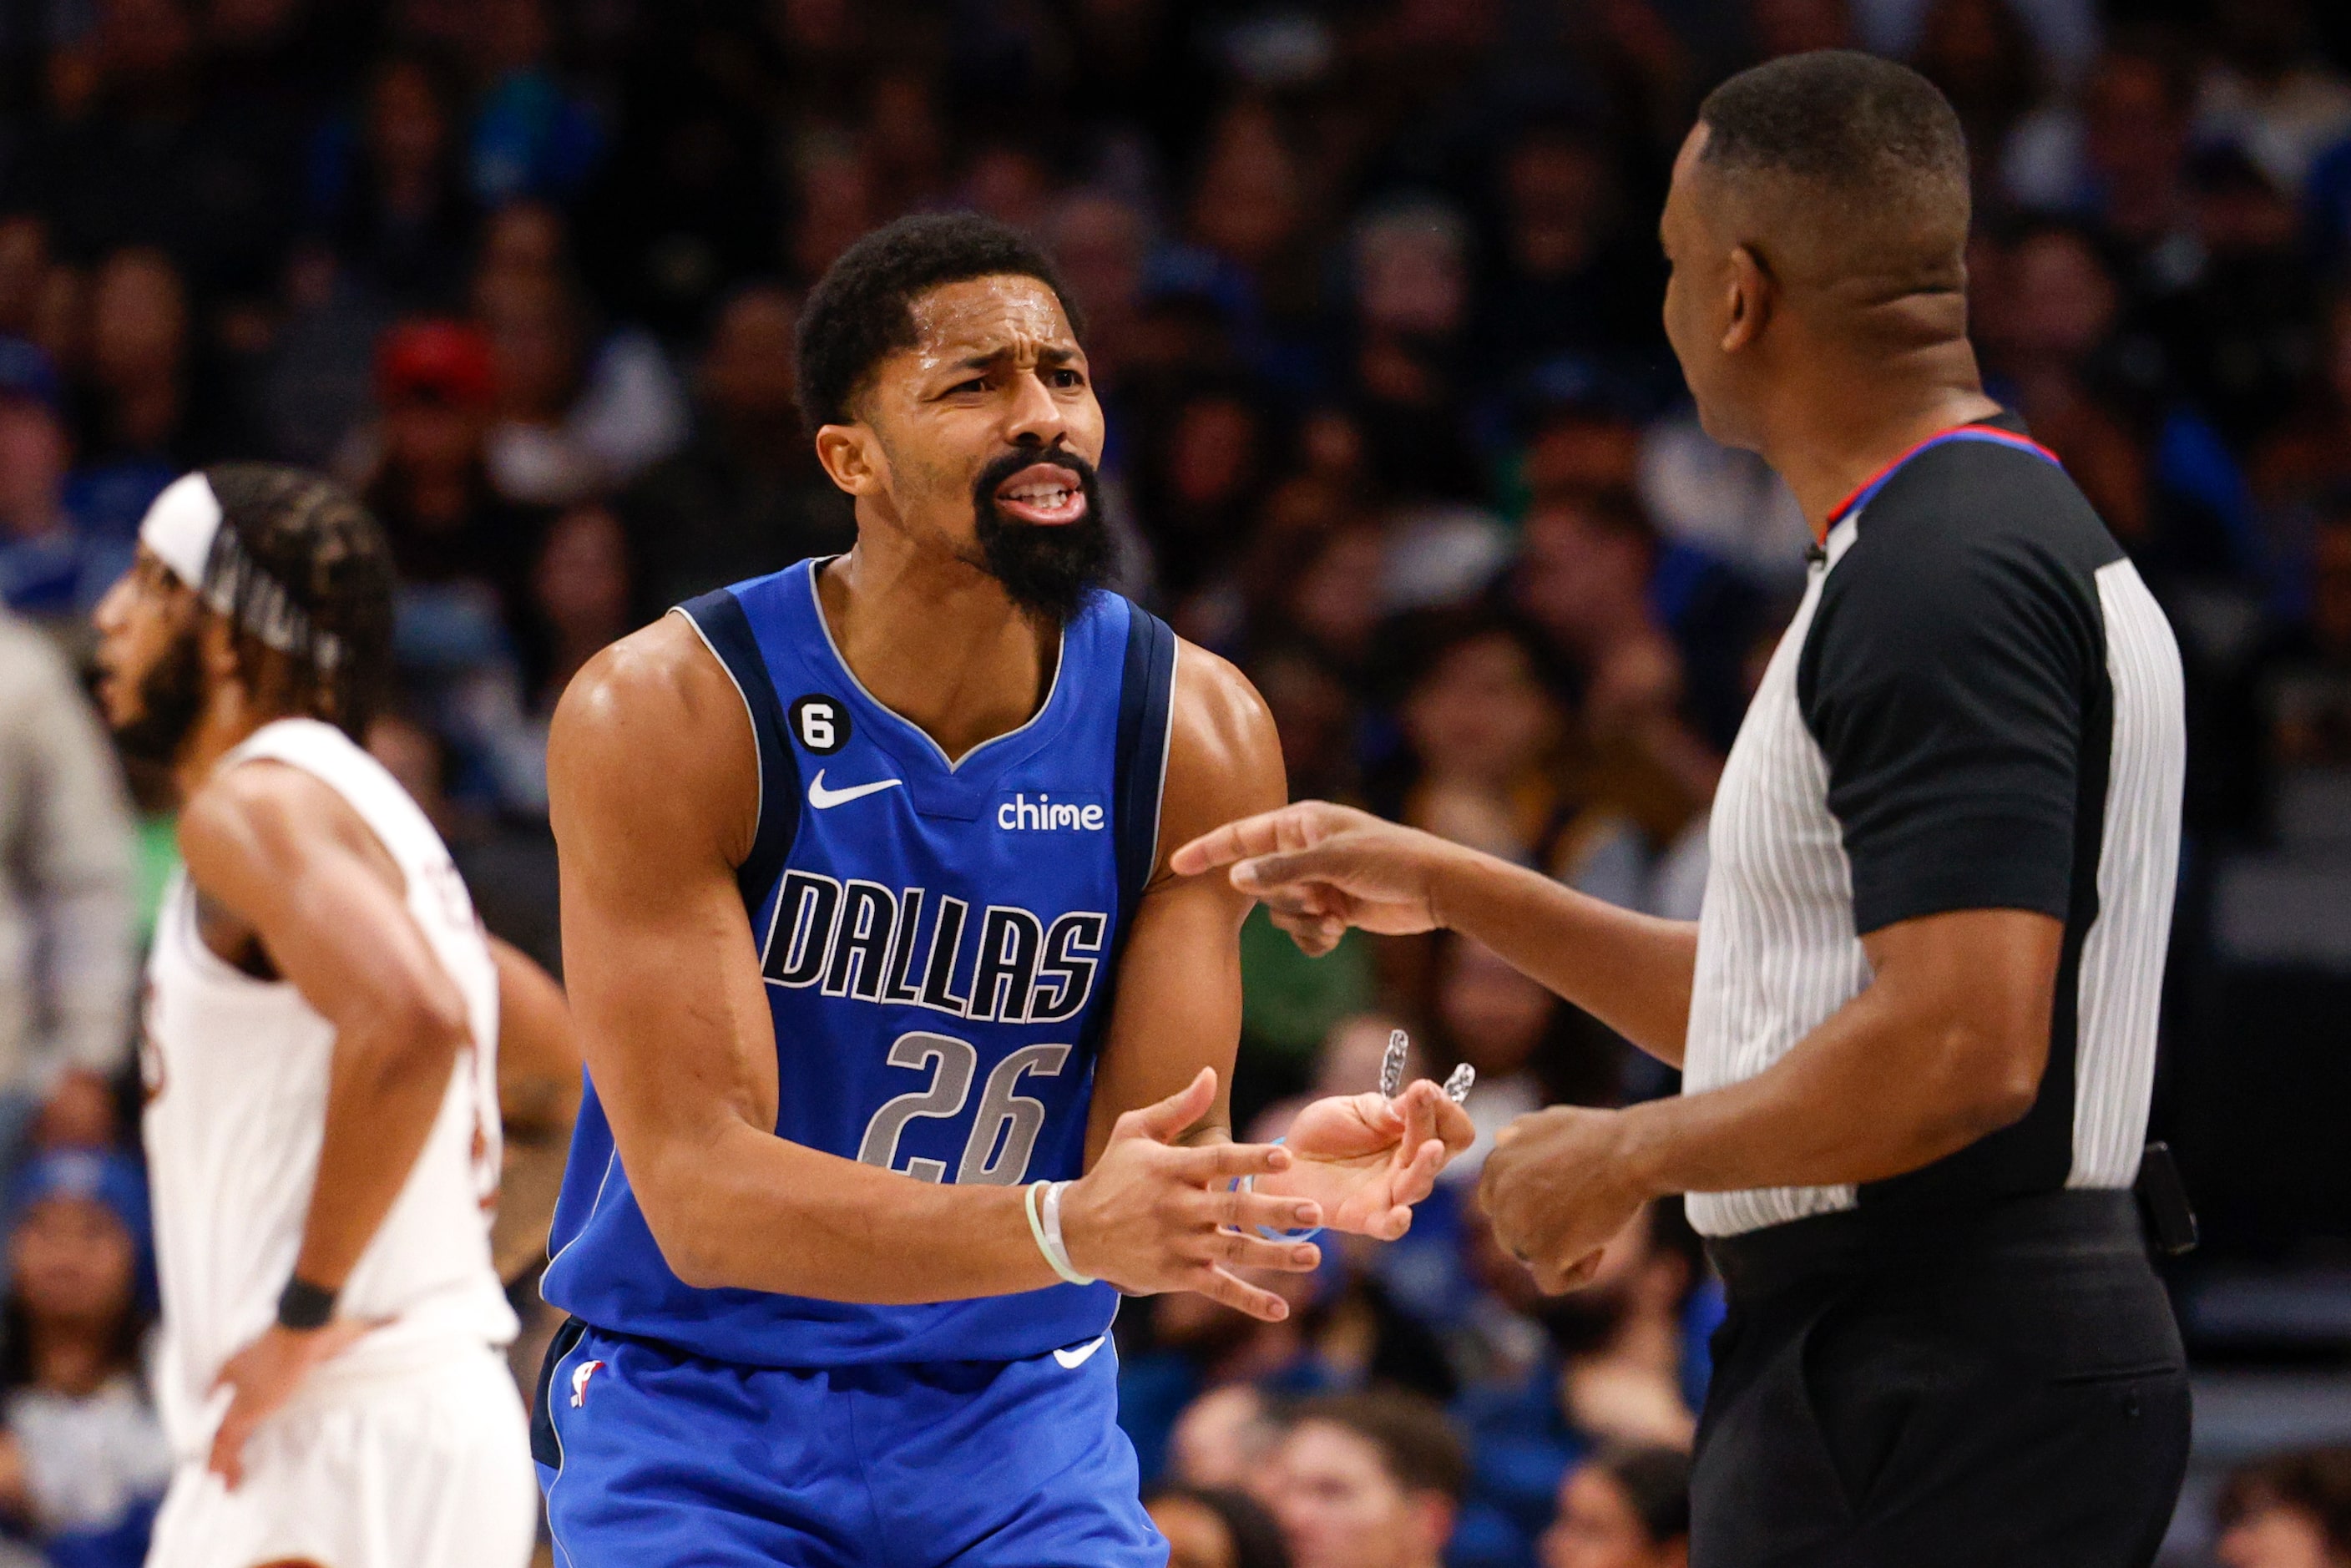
[1191,1266,1292,1323]
[1384,1137,1450,1213]
[1117,1067,1216,1144]
[1431,1093,1476,1154]
[1206,1184,1322,1237]
[1209,1225,1321,1274]
[207,1414,246,1490]
[1165,1139,1295,1186]
[1393,1082,1438,1160]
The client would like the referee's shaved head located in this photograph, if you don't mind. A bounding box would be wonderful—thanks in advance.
[1660,51,1981,453]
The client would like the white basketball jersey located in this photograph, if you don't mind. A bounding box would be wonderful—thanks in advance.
[141,718,517,1458]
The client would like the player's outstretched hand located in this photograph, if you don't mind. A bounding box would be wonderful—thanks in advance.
[1060,1067,1324,1323]
[1268,1080,1476,1240]
[206,1318,377,1489]
[1170,802,1460,957]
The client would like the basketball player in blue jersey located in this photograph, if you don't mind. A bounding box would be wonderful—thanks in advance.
[533,212,1474,1564]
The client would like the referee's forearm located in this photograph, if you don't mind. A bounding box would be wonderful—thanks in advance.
[1428,849,1698,1066]
[1611,979,2036,1198]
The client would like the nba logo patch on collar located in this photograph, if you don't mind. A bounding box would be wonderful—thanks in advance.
[569,1358,605,1408]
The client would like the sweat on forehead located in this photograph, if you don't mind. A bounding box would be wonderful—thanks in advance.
[794,210,1084,432]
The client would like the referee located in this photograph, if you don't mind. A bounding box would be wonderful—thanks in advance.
[1173,51,2190,1568]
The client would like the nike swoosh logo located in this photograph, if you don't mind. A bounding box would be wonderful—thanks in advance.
[807,770,905,809]
[1053,1337,1107,1370]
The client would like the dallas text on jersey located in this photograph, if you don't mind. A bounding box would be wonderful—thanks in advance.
[761,870,1107,1025]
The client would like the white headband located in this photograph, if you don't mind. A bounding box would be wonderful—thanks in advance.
[138,472,222,591]
[135,471,343,671]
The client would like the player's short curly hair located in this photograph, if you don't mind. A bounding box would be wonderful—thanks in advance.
[203,463,397,741]
[793,212,1084,435]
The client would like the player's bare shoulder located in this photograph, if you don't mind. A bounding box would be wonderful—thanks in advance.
[547,612,758,868]
[177,756,381,902]
[1153,636,1286,882]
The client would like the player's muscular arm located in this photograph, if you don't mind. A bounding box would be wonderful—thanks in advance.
[1080,651,1471,1247]
[1079,645,1285,1166]
[179,764,475,1297]
[550,620,1319,1318]
[487,937,579,1281]
[1172,802,1700,1066]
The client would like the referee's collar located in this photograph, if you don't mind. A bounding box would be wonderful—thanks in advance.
[1816,414,2062,544]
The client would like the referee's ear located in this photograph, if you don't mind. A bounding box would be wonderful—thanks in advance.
[1722,243,1774,354]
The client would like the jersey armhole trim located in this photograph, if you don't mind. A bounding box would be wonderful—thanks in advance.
[1111,604,1181,918]
[671,593,801,913]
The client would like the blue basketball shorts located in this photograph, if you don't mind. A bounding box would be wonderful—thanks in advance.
[531,1318,1165,1567]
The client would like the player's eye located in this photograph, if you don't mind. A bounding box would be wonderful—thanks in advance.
[1049,368,1084,389]
[948,377,988,396]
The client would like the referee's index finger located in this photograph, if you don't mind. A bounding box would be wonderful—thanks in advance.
[1170,805,1319,877]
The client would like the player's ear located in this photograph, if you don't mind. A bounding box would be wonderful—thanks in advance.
[813,422,885,498]
[1722,243,1773,354]
[196,609,241,686]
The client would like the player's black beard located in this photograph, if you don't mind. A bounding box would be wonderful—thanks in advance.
[969,448,1110,624]
[110,623,210,768]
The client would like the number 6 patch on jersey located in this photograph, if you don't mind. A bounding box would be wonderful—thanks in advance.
[790,695,849,754]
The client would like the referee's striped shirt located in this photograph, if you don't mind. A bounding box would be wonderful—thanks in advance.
[1681,414,2186,1238]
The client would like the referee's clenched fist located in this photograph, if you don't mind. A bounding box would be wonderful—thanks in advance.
[1181,50,2191,1568]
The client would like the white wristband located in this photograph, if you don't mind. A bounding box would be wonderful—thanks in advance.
[1026,1180,1094,1287]
[1040,1180,1094,1285]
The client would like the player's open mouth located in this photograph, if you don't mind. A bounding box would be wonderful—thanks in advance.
[993,463,1089,526]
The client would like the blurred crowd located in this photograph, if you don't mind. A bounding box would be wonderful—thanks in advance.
[4,0,2351,1563]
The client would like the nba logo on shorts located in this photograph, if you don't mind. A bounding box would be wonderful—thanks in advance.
[569,1359,605,1409]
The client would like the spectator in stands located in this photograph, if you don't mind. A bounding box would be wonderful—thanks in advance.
[1346,201,1482,504]
[311,48,478,309]
[1430,934,1624,1186]
[1269,1392,1468,1568]
[1125,377,1275,610]
[1474,122,1664,387]
[1166,1385,1286,1497]
[1540,1444,1691,1568]
[618,281,855,614]
[460,0,604,210]
[1146,1484,1293,1568]
[69,248,191,535]
[473,202,685,507]
[0,605,134,1168]
[1380,611,1575,867]
[2216,1447,2351,1568]
[0,1151,169,1568]
[1447,1201,1709,1562]
[0,339,130,620]
[448,498,637,813]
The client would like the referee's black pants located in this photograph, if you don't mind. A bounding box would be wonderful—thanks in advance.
[1691,1191,2190,1568]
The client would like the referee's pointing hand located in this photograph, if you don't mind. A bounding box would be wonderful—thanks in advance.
[1479,1106,1653,1293]
[1170,802,1459,955]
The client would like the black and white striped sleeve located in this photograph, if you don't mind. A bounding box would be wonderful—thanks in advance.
[1796,521,2101,937]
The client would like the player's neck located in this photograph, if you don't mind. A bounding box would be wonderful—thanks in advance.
[816,540,1061,766]
[1760,341,2000,538]
[171,688,294,801]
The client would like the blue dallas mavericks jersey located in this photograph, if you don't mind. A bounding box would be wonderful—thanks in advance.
[541,558,1176,1368]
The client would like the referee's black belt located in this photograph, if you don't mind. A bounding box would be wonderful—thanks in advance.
[1701,1187,2149,1302]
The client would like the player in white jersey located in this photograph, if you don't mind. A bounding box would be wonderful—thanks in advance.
[88,464,574,1568]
